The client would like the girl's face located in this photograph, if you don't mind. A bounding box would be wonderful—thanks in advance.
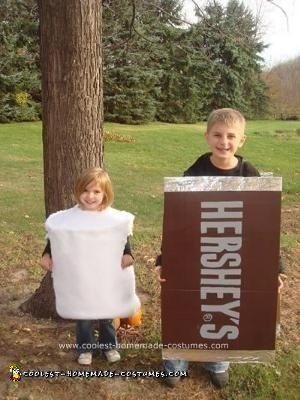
[79,181,105,211]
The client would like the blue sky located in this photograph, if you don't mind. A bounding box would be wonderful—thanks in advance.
[183,0,300,67]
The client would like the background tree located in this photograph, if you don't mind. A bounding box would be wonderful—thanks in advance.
[103,0,183,123]
[191,0,268,117]
[103,1,157,123]
[21,0,103,318]
[263,56,300,119]
[155,27,200,123]
[1,0,271,124]
[0,0,40,122]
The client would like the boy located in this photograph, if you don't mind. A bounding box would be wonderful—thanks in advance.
[156,108,284,388]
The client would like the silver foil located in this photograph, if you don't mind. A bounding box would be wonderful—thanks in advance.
[164,176,282,192]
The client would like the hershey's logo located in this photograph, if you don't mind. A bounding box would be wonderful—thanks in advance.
[199,201,243,340]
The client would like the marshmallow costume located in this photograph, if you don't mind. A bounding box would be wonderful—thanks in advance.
[45,206,140,319]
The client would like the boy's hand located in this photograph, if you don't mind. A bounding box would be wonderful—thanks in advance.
[278,273,287,292]
[121,254,134,269]
[154,266,166,283]
[40,253,53,271]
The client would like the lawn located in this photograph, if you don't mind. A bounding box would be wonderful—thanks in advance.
[0,120,299,400]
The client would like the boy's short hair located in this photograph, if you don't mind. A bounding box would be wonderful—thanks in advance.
[207,108,246,132]
[74,167,114,208]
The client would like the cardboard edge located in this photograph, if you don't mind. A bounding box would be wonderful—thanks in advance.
[162,349,275,363]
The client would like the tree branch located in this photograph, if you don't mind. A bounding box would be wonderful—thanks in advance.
[266,0,289,30]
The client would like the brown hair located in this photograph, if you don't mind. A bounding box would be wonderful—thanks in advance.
[207,108,246,132]
[74,167,114,209]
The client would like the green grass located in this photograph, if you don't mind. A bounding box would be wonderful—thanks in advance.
[0,122,44,236]
[1,120,299,239]
[223,348,300,400]
[0,120,299,399]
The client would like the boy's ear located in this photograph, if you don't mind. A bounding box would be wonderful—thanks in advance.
[238,134,246,148]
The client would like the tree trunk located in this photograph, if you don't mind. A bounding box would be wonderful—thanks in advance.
[20,0,103,318]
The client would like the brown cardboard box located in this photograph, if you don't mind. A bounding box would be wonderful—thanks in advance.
[161,176,281,363]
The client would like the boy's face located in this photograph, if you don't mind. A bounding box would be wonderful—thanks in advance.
[205,121,246,161]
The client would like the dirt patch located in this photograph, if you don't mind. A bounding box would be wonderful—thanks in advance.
[10,269,29,284]
[281,206,300,234]
[0,305,220,400]
[278,245,300,349]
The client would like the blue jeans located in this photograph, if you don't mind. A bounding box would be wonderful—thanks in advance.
[163,359,229,374]
[76,319,117,354]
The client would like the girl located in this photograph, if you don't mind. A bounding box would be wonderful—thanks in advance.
[41,167,138,366]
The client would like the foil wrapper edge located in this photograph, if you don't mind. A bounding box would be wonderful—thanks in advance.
[164,176,282,192]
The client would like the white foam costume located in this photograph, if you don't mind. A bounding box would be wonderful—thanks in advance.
[45,206,140,319]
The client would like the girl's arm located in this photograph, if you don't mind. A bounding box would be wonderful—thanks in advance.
[40,239,53,271]
[123,238,133,257]
[121,238,134,268]
[42,239,51,257]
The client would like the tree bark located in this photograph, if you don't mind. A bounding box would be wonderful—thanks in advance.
[20,0,103,318]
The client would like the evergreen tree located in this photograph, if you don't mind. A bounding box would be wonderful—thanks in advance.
[0,0,269,123]
[155,27,202,123]
[103,0,183,123]
[0,0,40,122]
[191,0,268,117]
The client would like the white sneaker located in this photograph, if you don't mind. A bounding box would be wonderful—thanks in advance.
[78,352,92,365]
[104,349,121,363]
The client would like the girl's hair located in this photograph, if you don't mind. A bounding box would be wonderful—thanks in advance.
[74,167,114,208]
[207,108,246,132]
